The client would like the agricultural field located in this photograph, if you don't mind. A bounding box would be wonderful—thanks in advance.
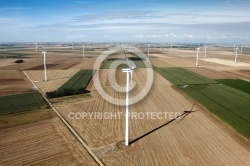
[216,78,250,94]
[58,69,94,91]
[0,117,98,166]
[155,67,250,139]
[0,70,34,96]
[53,68,250,165]
[0,92,48,115]
[25,69,80,94]
[0,109,57,129]
[0,44,250,166]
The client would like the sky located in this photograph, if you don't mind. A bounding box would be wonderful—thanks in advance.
[0,0,250,43]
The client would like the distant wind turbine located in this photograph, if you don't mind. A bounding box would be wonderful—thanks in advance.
[204,44,207,58]
[235,47,239,63]
[196,47,200,67]
[42,49,48,81]
[83,45,85,58]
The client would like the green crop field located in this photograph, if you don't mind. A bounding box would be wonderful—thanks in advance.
[58,69,94,91]
[154,67,218,85]
[216,79,250,94]
[155,67,250,140]
[0,92,47,115]
[101,58,151,69]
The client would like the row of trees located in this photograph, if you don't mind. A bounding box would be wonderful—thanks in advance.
[46,88,89,98]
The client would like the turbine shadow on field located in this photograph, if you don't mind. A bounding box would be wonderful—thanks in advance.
[177,104,199,123]
[129,104,197,145]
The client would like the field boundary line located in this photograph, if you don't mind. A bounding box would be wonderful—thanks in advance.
[23,70,104,166]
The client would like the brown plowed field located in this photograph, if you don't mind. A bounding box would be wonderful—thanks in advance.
[0,70,33,96]
[0,118,98,166]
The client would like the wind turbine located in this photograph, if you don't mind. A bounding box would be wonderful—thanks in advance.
[42,49,48,81]
[235,47,239,63]
[204,44,207,58]
[83,45,85,58]
[147,44,150,58]
[123,51,136,146]
[196,47,200,67]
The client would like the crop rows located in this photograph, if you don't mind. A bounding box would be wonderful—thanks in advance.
[216,78,250,94]
[58,69,94,91]
[0,92,47,115]
[154,67,218,85]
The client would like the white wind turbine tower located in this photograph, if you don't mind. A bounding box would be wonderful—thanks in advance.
[42,49,48,81]
[123,51,136,146]
[204,44,207,58]
[82,45,85,58]
[196,47,200,67]
[235,47,239,63]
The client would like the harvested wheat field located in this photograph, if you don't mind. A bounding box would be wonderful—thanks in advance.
[25,69,79,94]
[0,117,98,166]
[52,68,250,165]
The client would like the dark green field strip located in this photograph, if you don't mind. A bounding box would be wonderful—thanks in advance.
[58,69,94,91]
[155,67,218,85]
[216,79,250,95]
[71,70,93,90]
[0,92,47,115]
[101,60,150,69]
[182,85,250,139]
